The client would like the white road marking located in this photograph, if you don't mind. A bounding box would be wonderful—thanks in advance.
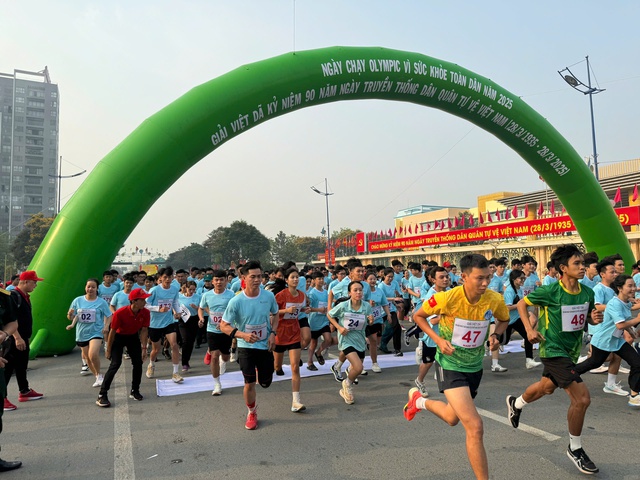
[114,369,136,480]
[477,407,562,442]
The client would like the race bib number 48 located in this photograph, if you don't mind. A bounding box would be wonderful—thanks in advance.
[561,303,589,332]
[451,318,488,348]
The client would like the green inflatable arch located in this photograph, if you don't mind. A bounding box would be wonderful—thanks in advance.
[28,46,632,357]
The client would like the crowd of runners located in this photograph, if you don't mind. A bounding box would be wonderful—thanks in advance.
[5,244,640,478]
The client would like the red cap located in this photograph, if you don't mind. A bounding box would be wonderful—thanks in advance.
[129,289,151,302]
[20,270,44,282]
[442,261,451,268]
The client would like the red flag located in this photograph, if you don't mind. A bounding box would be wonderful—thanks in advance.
[487,211,493,223]
[633,184,639,202]
[550,199,555,215]
[426,223,431,231]
[613,187,622,204]
[408,225,413,234]
[505,208,511,220]
[393,227,397,237]
[454,216,459,228]
[561,206,566,215]
[468,213,474,226]
[511,205,518,218]
[537,202,544,216]
[495,208,500,221]
[478,212,484,224]
[524,204,529,218]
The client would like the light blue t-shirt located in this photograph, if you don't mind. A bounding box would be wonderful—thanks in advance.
[328,300,373,353]
[222,289,278,350]
[378,280,401,313]
[307,287,329,331]
[579,275,600,289]
[200,289,235,334]
[331,277,371,304]
[591,282,615,335]
[6,285,15,291]
[522,273,539,297]
[69,296,112,342]
[407,275,427,303]
[503,285,523,325]
[110,290,131,311]
[132,283,145,291]
[634,273,640,299]
[591,296,630,352]
[488,274,506,294]
[420,287,442,348]
[147,284,181,329]
[230,277,242,293]
[98,283,120,305]
[448,272,461,285]
[179,292,202,317]
[542,275,558,286]
[368,287,389,324]
[297,276,309,320]
[401,277,410,299]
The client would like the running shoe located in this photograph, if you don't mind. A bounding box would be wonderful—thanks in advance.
[360,369,368,376]
[181,365,189,373]
[129,390,143,401]
[298,359,303,367]
[491,364,507,372]
[291,401,306,412]
[162,348,171,360]
[229,352,237,363]
[307,364,318,371]
[403,387,422,421]
[415,342,423,365]
[245,409,258,430]
[92,374,104,388]
[212,383,222,396]
[18,389,43,402]
[275,368,285,376]
[618,366,630,374]
[96,394,111,408]
[172,373,184,384]
[628,394,640,408]
[525,358,541,369]
[603,382,629,396]
[314,351,325,365]
[339,380,354,404]
[566,446,599,474]
[394,350,404,357]
[330,363,343,382]
[506,395,521,428]
[589,365,608,374]
[414,378,428,397]
[219,358,227,375]
[3,398,16,411]
[345,366,358,384]
[371,363,382,373]
[146,364,155,379]
[81,364,91,376]
[204,351,211,365]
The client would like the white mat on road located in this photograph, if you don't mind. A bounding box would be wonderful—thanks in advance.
[156,340,530,397]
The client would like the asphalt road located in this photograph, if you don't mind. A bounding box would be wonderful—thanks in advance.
[1,339,638,480]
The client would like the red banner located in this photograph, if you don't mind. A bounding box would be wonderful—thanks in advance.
[369,207,640,253]
[356,232,366,253]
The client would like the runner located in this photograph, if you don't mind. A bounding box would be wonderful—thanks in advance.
[178,281,201,373]
[219,261,279,430]
[506,244,603,475]
[403,254,509,480]
[98,270,120,306]
[110,273,134,313]
[273,267,308,412]
[198,270,234,396]
[575,274,640,407]
[67,279,112,388]
[306,272,334,371]
[327,281,374,405]
[145,266,183,383]
[365,271,390,373]
[96,288,150,407]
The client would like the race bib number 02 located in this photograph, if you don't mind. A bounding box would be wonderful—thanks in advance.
[78,309,96,323]
[451,318,488,348]
[209,311,224,327]
[343,312,366,331]
[561,303,589,332]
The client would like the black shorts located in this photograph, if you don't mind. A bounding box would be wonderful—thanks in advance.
[148,323,178,343]
[238,348,274,386]
[274,342,301,353]
[434,363,483,399]
[365,323,383,337]
[541,356,583,389]
[403,299,411,313]
[76,336,102,348]
[298,317,310,329]
[311,325,331,340]
[207,332,232,354]
[422,345,437,364]
[342,346,365,359]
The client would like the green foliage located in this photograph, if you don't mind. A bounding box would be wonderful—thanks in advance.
[203,220,271,267]
[165,243,210,269]
[271,231,301,266]
[294,236,325,263]
[11,214,55,269]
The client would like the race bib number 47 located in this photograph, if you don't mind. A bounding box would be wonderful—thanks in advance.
[451,318,488,348]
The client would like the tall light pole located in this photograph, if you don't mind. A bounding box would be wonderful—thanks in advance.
[49,156,86,214]
[558,56,605,180]
[311,178,334,266]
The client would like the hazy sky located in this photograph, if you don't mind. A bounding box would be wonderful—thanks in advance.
[2,1,639,258]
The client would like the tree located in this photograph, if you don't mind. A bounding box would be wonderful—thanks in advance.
[203,220,270,267]
[0,234,15,282]
[165,243,211,269]
[11,213,55,269]
[271,231,302,265]
[294,236,325,263]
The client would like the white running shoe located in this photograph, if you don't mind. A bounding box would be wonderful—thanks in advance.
[371,363,382,373]
[339,379,354,404]
[415,342,423,365]
[219,357,227,375]
[414,377,429,397]
[491,364,507,373]
[618,366,630,374]
[81,365,91,376]
[590,365,608,374]
[229,352,237,363]
[628,394,640,408]
[525,358,542,369]
[291,401,306,412]
[92,374,103,388]
[146,364,155,379]
[603,382,629,396]
[172,373,184,384]
[212,383,222,396]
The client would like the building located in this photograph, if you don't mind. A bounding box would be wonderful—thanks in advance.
[0,67,59,237]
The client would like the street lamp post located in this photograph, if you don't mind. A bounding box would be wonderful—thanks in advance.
[49,156,86,214]
[558,56,605,180]
[311,178,334,266]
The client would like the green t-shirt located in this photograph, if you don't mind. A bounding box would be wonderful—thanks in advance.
[524,280,594,362]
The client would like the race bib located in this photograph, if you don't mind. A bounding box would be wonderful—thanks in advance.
[245,322,268,340]
[101,295,113,304]
[179,304,190,321]
[414,287,421,297]
[318,301,328,311]
[283,302,304,320]
[522,286,536,297]
[451,318,488,348]
[371,306,384,319]
[158,299,173,313]
[561,303,589,332]
[343,312,366,331]
[77,309,96,324]
[612,325,624,339]
[209,311,224,327]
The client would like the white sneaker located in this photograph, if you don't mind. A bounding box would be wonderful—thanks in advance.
[577,355,589,364]
[172,373,184,384]
[81,365,91,376]
[146,364,155,379]
[491,364,507,373]
[525,358,542,369]
[212,383,222,396]
[339,379,354,404]
[415,342,423,365]
[618,366,630,374]
[628,394,640,408]
[603,382,629,396]
[414,377,429,397]
[371,363,382,373]
[92,374,103,388]
[291,401,306,412]
[590,365,608,374]
[219,357,227,375]
[229,352,237,363]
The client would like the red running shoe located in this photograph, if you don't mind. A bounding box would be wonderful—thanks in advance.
[204,351,211,365]
[403,387,422,421]
[3,398,16,411]
[245,408,258,430]
[19,389,43,402]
